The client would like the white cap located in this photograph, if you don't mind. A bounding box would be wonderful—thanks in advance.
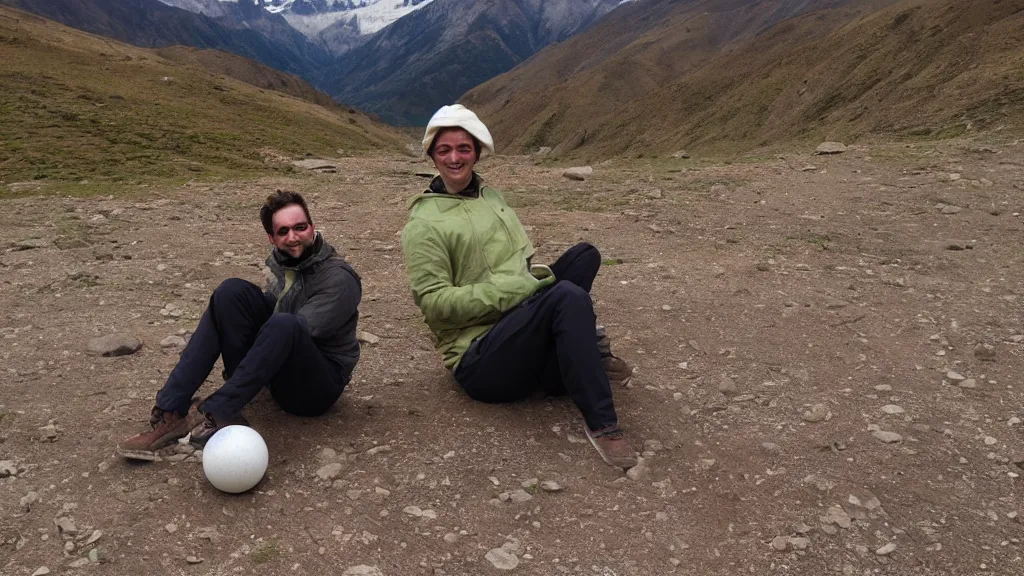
[422,104,495,157]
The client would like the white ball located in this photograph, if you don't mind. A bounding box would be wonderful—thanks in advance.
[202,425,268,494]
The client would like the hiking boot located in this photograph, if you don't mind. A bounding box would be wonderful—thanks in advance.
[116,399,204,461]
[585,425,638,469]
[189,410,250,447]
[597,325,633,386]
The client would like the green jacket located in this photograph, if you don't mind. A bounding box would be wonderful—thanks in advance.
[401,183,555,370]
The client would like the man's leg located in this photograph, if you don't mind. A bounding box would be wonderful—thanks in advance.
[119,279,271,459]
[550,242,601,292]
[456,282,617,431]
[196,313,343,427]
[155,278,273,415]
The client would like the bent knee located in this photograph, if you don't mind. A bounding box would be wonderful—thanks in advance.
[263,312,305,332]
[213,278,258,298]
[549,281,591,303]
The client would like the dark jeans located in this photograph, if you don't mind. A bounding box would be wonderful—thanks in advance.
[453,242,617,431]
[155,278,347,421]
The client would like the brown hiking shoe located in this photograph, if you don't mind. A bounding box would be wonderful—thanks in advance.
[585,425,638,469]
[597,325,633,386]
[116,399,204,461]
[188,411,250,447]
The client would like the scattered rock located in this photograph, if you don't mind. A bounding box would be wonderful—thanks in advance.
[13,238,49,251]
[824,505,852,528]
[771,536,789,551]
[509,489,534,504]
[520,478,539,491]
[357,331,381,345]
[316,463,344,480]
[54,516,78,536]
[802,404,830,423]
[165,523,178,533]
[32,567,51,576]
[959,379,978,389]
[20,491,39,511]
[563,166,593,181]
[974,343,996,361]
[185,556,203,564]
[718,375,738,396]
[946,370,966,382]
[485,547,520,570]
[0,460,18,477]
[880,404,905,415]
[789,536,810,550]
[800,164,818,172]
[671,150,690,159]
[443,532,460,544]
[940,205,962,215]
[872,430,903,444]
[626,457,649,480]
[87,333,142,357]
[815,141,847,155]
[875,542,897,556]
[160,335,186,348]
[946,240,973,250]
[39,423,60,442]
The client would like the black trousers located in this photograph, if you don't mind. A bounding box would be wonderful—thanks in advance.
[453,243,618,431]
[155,278,346,421]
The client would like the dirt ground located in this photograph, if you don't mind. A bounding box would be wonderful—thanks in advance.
[1,138,1023,575]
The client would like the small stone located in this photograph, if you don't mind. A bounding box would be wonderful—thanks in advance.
[85,530,102,546]
[20,491,39,511]
[718,375,738,396]
[771,536,789,551]
[0,460,18,477]
[316,463,344,480]
[875,542,897,556]
[160,335,186,348]
[959,379,978,389]
[509,489,533,504]
[626,457,649,480]
[346,489,362,501]
[520,477,539,491]
[186,556,203,564]
[64,541,75,552]
[974,343,996,361]
[789,536,810,550]
[443,532,459,544]
[54,516,78,535]
[874,385,892,392]
[873,430,903,443]
[880,404,905,415]
[87,547,101,562]
[946,370,966,381]
[485,547,520,570]
[87,333,142,357]
[825,505,852,528]
[671,150,690,159]
[403,505,424,517]
[540,480,564,492]
[1009,417,1021,427]
[984,436,998,446]
[815,141,847,155]
[357,331,380,345]
[320,447,338,462]
[940,205,962,215]
[802,404,830,423]
[562,166,593,181]
[32,567,51,576]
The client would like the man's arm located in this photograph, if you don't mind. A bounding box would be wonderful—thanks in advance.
[296,265,361,339]
[401,220,537,332]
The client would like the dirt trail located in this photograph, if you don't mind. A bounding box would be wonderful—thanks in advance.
[1,138,1022,575]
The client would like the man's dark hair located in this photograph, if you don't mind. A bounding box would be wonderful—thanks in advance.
[428,127,482,161]
[260,190,312,235]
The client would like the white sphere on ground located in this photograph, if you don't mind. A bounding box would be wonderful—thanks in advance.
[202,425,269,493]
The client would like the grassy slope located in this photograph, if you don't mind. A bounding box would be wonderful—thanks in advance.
[0,6,406,195]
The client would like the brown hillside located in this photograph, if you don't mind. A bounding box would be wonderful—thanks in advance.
[463,0,1024,158]
[154,46,337,108]
[0,6,405,193]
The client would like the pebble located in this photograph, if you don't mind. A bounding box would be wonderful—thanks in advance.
[880,404,905,415]
[974,343,996,361]
[874,385,892,392]
[316,463,344,480]
[357,331,381,345]
[789,536,810,550]
[959,379,978,389]
[20,491,39,511]
[509,489,533,504]
[443,532,459,544]
[0,460,18,477]
[718,375,738,395]
[984,436,998,446]
[485,547,520,570]
[802,404,830,423]
[771,536,789,551]
[520,478,538,491]
[946,370,966,381]
[87,333,142,357]
[562,166,593,181]
[32,567,50,576]
[540,480,564,492]
[342,567,384,576]
[186,555,203,564]
[875,542,897,556]
[873,430,903,443]
[626,457,649,480]
[160,335,186,348]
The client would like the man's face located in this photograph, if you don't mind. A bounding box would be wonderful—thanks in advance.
[268,204,315,258]
[431,129,477,190]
